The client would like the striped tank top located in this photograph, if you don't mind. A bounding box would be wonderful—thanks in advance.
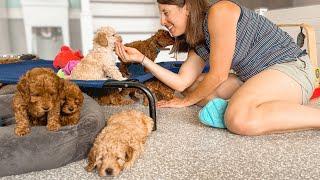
[194,1,304,81]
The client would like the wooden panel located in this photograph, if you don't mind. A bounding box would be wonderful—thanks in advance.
[93,17,161,33]
[266,5,320,64]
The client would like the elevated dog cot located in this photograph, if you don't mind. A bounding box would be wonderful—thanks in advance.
[0,59,192,130]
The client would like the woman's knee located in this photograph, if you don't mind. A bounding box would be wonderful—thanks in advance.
[224,103,263,136]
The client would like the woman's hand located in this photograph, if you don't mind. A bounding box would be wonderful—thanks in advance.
[157,97,192,108]
[115,42,144,63]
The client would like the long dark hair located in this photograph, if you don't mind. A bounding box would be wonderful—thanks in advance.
[157,0,209,52]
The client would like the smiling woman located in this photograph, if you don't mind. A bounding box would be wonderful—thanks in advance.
[114,0,320,136]
[158,0,208,50]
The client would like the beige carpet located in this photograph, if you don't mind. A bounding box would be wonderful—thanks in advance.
[2,103,320,180]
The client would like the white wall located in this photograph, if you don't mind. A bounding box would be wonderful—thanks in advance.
[90,0,161,44]
[0,1,11,54]
[266,5,320,64]
[4,1,81,58]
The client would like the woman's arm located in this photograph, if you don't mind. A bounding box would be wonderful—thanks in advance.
[159,1,241,107]
[143,50,205,92]
[115,43,205,92]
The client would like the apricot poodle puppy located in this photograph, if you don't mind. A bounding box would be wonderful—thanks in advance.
[143,79,175,105]
[95,88,134,106]
[13,68,62,136]
[85,110,153,176]
[119,29,175,77]
[71,26,125,80]
[59,79,84,126]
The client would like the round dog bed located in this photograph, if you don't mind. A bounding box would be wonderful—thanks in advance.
[0,93,106,177]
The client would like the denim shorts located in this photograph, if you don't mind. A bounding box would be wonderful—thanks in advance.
[267,55,316,104]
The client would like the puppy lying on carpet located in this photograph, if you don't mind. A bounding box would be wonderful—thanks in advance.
[85,110,153,176]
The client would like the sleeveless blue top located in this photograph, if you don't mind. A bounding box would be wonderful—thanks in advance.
[194,1,304,81]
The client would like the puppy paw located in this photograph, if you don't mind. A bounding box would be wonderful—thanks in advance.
[69,120,79,126]
[15,127,30,136]
[118,77,127,81]
[123,161,134,170]
[85,164,95,172]
[143,98,149,106]
[122,99,135,105]
[47,122,61,131]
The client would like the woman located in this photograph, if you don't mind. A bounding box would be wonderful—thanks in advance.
[115,0,319,136]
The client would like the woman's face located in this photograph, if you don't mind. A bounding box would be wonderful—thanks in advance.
[158,3,189,37]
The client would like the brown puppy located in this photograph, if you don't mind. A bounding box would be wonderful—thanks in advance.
[95,88,134,106]
[85,110,153,176]
[143,79,175,105]
[13,68,62,136]
[59,79,84,126]
[119,29,175,77]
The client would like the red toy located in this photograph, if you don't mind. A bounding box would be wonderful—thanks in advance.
[310,87,320,100]
[53,46,83,69]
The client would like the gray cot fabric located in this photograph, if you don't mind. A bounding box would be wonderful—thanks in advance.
[0,93,105,177]
[194,0,304,81]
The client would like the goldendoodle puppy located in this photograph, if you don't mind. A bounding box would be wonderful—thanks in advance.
[59,79,84,126]
[71,26,125,80]
[13,68,62,136]
[85,110,154,176]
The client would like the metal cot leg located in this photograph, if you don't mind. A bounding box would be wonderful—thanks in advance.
[103,80,157,131]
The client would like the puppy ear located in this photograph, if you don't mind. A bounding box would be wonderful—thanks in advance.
[125,146,134,162]
[85,148,97,172]
[17,73,29,99]
[59,79,66,100]
[95,32,108,47]
[73,82,84,104]
[44,68,55,74]
[78,89,84,105]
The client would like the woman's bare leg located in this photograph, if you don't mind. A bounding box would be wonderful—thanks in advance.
[224,69,320,136]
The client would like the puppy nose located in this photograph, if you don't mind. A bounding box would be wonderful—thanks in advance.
[105,168,113,175]
[68,107,74,112]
